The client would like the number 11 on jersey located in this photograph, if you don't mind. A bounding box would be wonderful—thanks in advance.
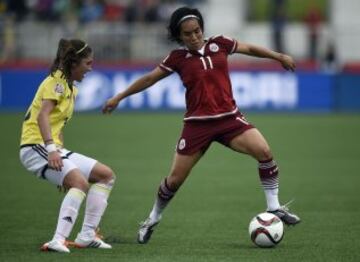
[200,56,213,70]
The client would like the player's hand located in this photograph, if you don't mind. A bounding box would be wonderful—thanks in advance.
[279,54,296,72]
[102,97,119,114]
[48,151,63,171]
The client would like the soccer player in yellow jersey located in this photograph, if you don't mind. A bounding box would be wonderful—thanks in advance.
[20,39,115,253]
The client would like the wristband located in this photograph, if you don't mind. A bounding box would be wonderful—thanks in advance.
[45,143,57,153]
[44,139,54,144]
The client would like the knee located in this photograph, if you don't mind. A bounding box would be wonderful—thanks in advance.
[90,163,116,184]
[102,166,116,185]
[63,173,90,193]
[256,146,273,161]
[74,180,90,193]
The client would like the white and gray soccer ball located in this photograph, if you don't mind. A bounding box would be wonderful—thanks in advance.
[249,212,284,248]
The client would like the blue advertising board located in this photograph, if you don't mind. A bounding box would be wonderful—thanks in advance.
[0,70,47,109]
[0,68,352,112]
[335,74,360,110]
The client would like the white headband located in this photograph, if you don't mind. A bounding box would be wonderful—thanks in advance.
[177,15,200,26]
[76,43,88,54]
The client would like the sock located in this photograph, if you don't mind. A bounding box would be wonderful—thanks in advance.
[149,178,177,221]
[79,179,114,238]
[53,188,86,242]
[258,159,280,211]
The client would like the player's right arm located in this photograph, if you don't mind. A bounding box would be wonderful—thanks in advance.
[102,67,170,114]
[37,99,63,171]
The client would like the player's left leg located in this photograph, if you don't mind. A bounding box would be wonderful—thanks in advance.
[66,151,116,248]
[74,162,115,248]
[229,128,300,225]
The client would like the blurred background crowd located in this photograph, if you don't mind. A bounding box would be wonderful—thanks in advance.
[0,0,359,72]
[1,0,203,24]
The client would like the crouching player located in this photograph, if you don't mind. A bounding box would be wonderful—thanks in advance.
[19,39,115,253]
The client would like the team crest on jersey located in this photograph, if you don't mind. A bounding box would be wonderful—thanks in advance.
[209,43,219,52]
[178,138,186,150]
[54,83,64,94]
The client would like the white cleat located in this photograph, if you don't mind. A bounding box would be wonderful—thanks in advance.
[40,240,70,253]
[74,234,112,249]
[137,216,161,244]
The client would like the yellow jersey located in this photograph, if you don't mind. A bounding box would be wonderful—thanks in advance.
[20,70,78,146]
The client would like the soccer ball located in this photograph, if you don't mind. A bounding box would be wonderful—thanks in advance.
[248,212,284,248]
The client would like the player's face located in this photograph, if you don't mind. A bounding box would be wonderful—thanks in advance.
[179,19,204,51]
[71,53,93,82]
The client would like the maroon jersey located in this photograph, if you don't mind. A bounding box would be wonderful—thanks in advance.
[159,35,238,121]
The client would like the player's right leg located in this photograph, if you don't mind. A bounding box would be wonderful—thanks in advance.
[20,146,89,253]
[229,128,300,225]
[41,168,89,252]
[137,151,202,244]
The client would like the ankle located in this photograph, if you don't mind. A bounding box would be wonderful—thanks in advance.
[149,211,161,221]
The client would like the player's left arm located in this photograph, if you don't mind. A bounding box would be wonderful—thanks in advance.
[235,41,296,71]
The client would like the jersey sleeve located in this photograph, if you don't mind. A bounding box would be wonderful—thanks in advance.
[159,51,178,73]
[42,79,65,102]
[212,35,238,55]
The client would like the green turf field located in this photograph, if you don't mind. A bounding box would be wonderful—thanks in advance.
[1,112,359,261]
[248,0,328,21]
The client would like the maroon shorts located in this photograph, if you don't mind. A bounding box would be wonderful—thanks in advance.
[176,112,255,155]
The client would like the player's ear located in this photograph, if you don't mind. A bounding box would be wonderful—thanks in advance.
[70,56,79,68]
[71,61,78,69]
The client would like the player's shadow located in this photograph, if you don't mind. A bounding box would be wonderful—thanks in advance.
[104,235,132,244]
[105,234,160,245]
[225,242,285,250]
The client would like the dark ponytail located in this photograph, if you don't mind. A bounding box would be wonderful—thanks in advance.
[50,38,92,85]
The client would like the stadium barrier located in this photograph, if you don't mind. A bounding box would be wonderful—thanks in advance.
[0,69,359,112]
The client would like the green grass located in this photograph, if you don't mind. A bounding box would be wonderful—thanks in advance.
[1,112,360,261]
[249,0,328,21]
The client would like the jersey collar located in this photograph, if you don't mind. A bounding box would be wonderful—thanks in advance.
[53,70,67,80]
[186,39,209,56]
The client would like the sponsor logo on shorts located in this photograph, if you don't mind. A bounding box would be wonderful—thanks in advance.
[178,138,186,150]
[62,216,73,223]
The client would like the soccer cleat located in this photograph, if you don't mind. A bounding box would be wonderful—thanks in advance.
[40,240,70,253]
[267,201,301,225]
[72,234,112,249]
[137,216,161,244]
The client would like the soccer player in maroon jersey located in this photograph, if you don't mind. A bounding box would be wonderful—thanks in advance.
[103,6,301,244]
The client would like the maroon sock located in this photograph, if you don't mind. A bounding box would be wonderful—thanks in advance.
[258,158,279,190]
